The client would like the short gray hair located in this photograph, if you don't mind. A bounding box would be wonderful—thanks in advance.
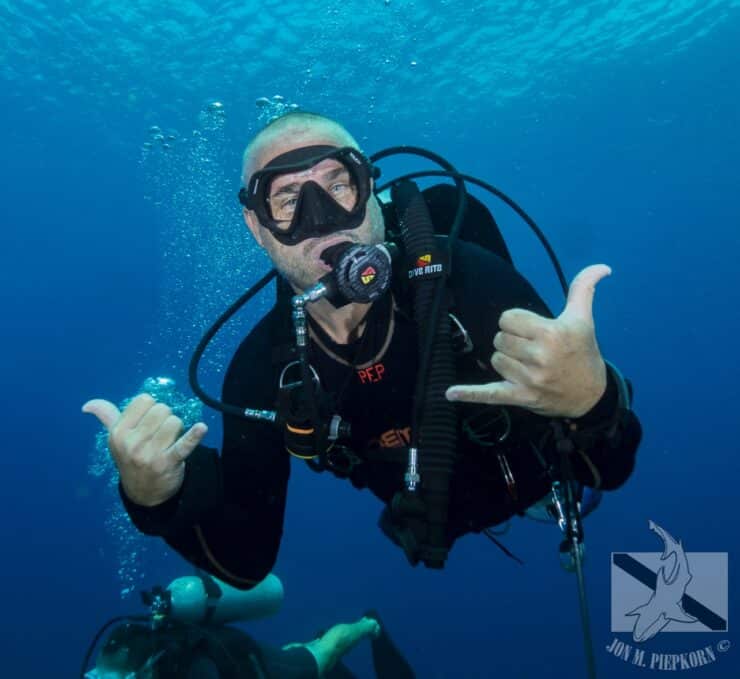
[241,112,361,185]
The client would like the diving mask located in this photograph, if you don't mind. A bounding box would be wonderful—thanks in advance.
[238,145,378,246]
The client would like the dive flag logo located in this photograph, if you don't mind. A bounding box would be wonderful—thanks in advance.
[416,254,432,268]
[361,266,376,285]
[611,522,728,640]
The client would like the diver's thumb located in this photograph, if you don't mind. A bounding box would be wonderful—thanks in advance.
[82,399,121,431]
[562,264,611,324]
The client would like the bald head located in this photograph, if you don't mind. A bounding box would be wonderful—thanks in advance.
[241,112,361,185]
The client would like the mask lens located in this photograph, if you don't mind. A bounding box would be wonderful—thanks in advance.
[266,158,359,226]
[244,145,373,246]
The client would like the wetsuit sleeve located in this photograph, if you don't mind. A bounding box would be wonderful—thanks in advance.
[452,239,641,491]
[121,314,290,589]
[561,362,642,490]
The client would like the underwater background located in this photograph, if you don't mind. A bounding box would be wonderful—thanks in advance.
[2,1,739,676]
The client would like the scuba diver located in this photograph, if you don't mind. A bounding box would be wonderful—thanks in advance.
[83,111,642,675]
[82,571,414,678]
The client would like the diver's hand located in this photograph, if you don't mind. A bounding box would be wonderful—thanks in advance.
[446,265,610,418]
[82,394,207,507]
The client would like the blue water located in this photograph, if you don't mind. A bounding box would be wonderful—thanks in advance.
[2,1,739,676]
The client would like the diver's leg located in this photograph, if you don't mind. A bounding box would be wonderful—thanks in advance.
[256,643,320,679]
[284,616,379,677]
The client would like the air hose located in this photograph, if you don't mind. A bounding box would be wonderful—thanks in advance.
[390,179,459,568]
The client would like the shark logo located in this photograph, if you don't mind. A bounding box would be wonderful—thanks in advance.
[626,521,697,642]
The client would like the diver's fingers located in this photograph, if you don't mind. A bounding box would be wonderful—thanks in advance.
[490,351,529,385]
[133,402,174,443]
[116,393,158,433]
[498,307,551,340]
[150,414,185,452]
[493,331,543,367]
[81,399,121,431]
[446,380,521,406]
[168,423,208,463]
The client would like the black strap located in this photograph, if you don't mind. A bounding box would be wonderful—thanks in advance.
[195,570,223,625]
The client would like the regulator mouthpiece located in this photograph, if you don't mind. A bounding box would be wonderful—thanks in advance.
[317,241,397,307]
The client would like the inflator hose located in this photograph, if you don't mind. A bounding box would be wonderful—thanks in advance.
[392,179,458,567]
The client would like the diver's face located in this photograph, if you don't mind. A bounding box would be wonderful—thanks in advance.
[243,136,385,292]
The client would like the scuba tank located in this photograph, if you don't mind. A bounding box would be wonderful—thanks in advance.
[81,573,285,677]
[155,572,284,626]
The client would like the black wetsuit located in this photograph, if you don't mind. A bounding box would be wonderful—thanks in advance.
[102,619,412,679]
[141,624,320,679]
[123,239,642,588]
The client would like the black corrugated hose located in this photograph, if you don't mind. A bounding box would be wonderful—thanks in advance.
[392,178,459,568]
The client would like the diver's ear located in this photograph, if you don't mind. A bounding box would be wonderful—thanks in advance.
[243,209,265,247]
